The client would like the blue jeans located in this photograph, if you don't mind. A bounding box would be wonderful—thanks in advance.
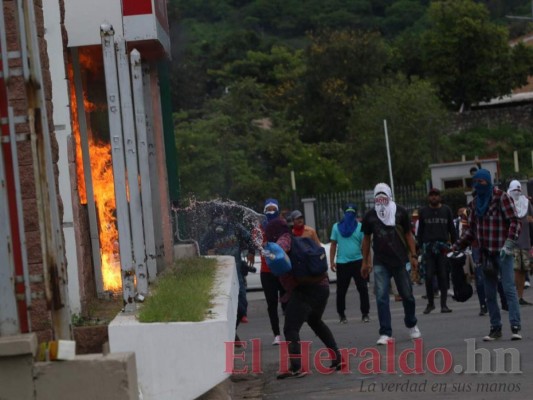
[374,264,417,337]
[234,257,248,324]
[483,253,520,329]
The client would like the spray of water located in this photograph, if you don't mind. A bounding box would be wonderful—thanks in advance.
[173,198,266,255]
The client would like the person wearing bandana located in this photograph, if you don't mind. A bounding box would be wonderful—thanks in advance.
[330,203,370,324]
[290,210,321,245]
[361,183,421,345]
[454,169,522,341]
[259,198,287,345]
[507,180,533,306]
[199,209,255,344]
[263,200,343,378]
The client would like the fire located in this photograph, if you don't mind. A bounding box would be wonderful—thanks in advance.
[68,48,122,291]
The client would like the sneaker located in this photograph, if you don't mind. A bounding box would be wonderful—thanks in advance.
[511,326,522,341]
[423,304,435,314]
[235,334,244,347]
[362,314,370,323]
[525,281,530,289]
[272,335,281,345]
[479,305,487,316]
[483,327,502,341]
[376,335,392,345]
[241,316,249,323]
[519,298,532,306]
[441,306,453,313]
[277,369,309,379]
[339,317,348,324]
[409,325,422,339]
[329,361,347,372]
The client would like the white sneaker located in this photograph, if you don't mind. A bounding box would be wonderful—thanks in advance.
[525,281,530,288]
[272,335,281,345]
[409,325,421,339]
[376,335,392,345]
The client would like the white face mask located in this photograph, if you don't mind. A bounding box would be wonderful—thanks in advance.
[510,190,521,201]
[374,194,396,226]
[375,195,390,219]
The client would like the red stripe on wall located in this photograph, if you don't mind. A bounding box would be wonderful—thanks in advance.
[123,0,153,16]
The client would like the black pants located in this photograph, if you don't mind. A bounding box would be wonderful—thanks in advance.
[336,260,370,317]
[260,272,286,336]
[284,284,340,371]
[424,250,449,308]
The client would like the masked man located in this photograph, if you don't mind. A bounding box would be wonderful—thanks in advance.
[361,183,421,345]
[454,169,522,341]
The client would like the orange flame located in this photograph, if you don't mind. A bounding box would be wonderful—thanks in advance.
[68,49,122,291]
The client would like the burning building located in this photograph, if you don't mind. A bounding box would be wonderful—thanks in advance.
[1,0,178,340]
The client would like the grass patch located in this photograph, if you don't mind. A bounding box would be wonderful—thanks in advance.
[138,257,217,322]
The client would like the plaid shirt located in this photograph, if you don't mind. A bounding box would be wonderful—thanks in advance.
[457,188,521,253]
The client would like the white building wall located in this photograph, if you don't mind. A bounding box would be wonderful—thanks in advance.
[65,0,124,47]
[430,159,499,190]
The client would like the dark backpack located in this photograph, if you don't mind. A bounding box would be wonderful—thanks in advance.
[289,237,328,277]
[448,252,473,303]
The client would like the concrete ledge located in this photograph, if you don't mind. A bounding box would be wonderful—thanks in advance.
[0,333,38,357]
[34,353,138,400]
[0,334,37,400]
[109,256,238,400]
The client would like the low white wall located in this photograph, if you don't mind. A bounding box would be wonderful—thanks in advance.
[108,256,238,400]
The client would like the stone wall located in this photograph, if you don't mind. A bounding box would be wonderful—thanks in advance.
[2,0,66,341]
[452,102,533,133]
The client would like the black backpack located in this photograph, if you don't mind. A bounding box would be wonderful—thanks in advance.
[448,252,473,303]
[289,237,328,277]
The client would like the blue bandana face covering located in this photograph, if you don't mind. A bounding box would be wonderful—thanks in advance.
[338,208,358,237]
[472,169,493,217]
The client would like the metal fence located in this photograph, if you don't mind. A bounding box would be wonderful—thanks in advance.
[313,185,427,242]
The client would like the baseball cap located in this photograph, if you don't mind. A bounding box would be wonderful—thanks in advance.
[428,188,440,195]
[290,210,303,220]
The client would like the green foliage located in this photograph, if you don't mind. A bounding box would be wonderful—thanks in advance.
[168,0,533,205]
[347,75,449,186]
[439,125,533,179]
[422,0,533,109]
[296,30,391,143]
[139,257,217,323]
[175,78,352,205]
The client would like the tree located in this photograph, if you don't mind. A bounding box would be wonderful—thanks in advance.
[210,45,305,110]
[422,0,533,110]
[346,75,449,187]
[295,30,390,143]
[174,78,351,207]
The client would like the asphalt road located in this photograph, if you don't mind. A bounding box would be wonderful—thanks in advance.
[233,280,533,399]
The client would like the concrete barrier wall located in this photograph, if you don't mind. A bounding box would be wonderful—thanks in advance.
[109,256,239,400]
[34,353,138,400]
[0,334,139,400]
[0,334,36,400]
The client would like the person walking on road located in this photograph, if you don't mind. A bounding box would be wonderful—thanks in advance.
[258,198,287,345]
[330,203,370,324]
[417,188,457,314]
[361,183,421,345]
[454,169,522,341]
[264,216,343,379]
[290,210,321,245]
[507,180,533,306]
